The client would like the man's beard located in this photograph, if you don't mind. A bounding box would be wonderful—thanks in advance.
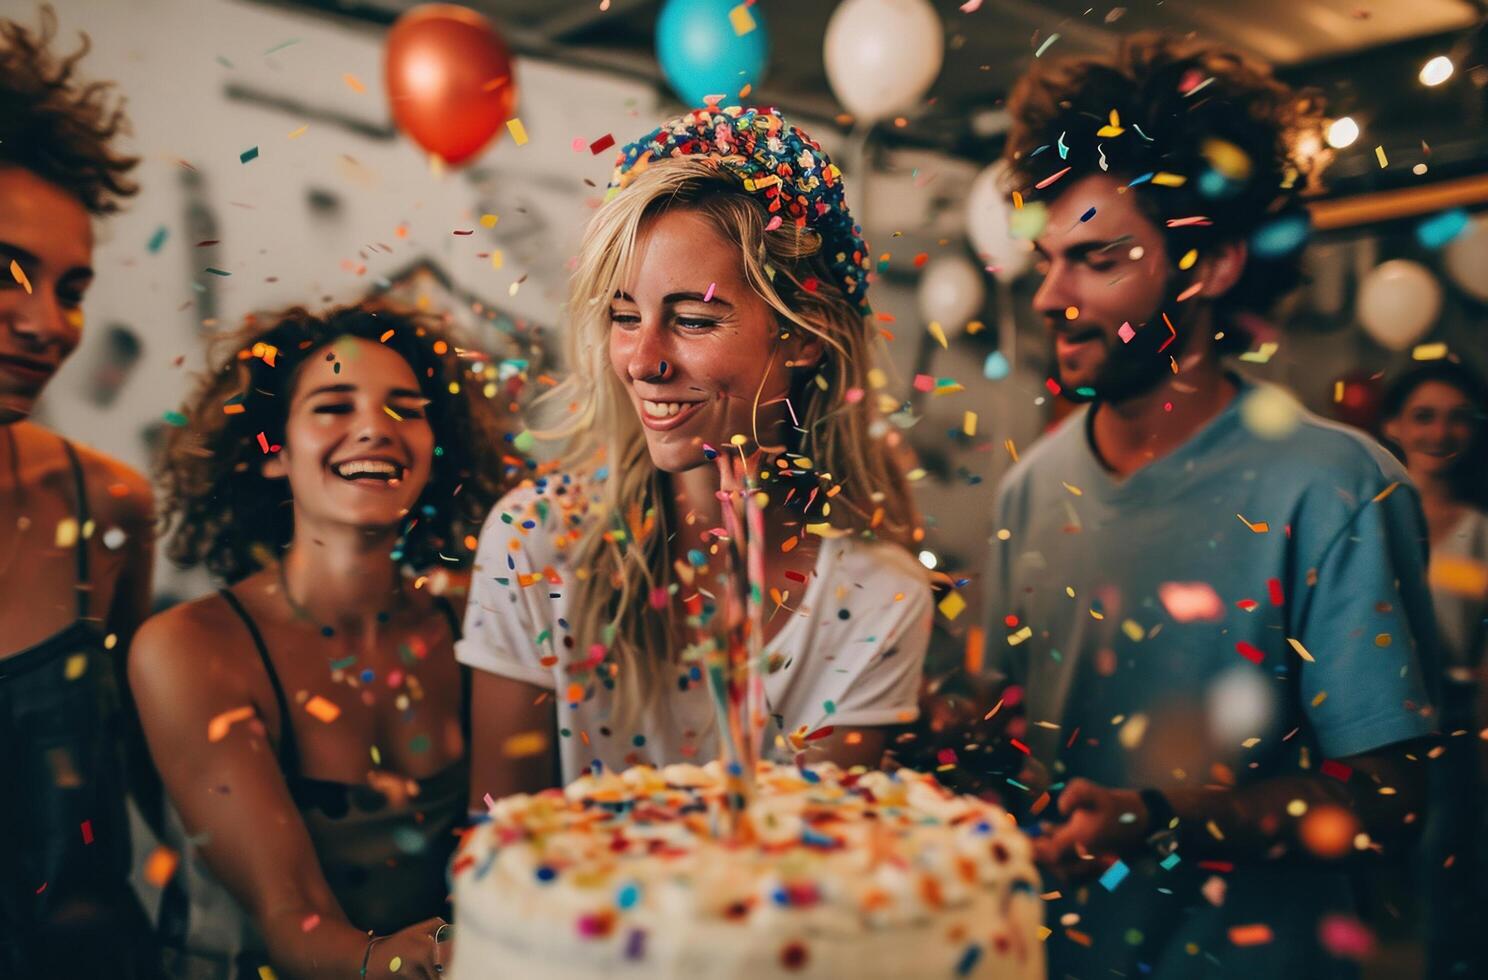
[1052,278,1193,405]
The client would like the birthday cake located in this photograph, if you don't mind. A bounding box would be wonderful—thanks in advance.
[449,761,1044,979]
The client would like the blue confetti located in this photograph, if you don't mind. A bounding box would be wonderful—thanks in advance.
[146,226,168,253]
[1416,208,1470,250]
[1100,859,1130,891]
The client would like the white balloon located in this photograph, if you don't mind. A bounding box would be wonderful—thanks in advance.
[1357,259,1442,351]
[966,160,1032,283]
[917,252,986,329]
[1444,213,1488,302]
[824,0,943,125]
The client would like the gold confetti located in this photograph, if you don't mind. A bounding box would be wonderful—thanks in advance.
[343,73,365,93]
[1375,145,1388,168]
[55,517,78,548]
[144,845,180,887]
[1062,482,1083,496]
[938,592,967,621]
[728,3,757,34]
[506,118,529,145]
[502,730,549,758]
[1236,514,1269,533]
[65,653,88,680]
[9,259,32,294]
[287,125,309,139]
[480,213,499,228]
[927,320,948,348]
[1411,342,1447,361]
[1286,637,1315,662]
[962,411,977,437]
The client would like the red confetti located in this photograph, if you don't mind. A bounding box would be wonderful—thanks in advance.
[589,133,615,155]
[80,820,94,845]
[1044,377,1062,395]
[780,941,809,970]
[804,726,835,742]
[1267,578,1284,605]
[1235,641,1264,664]
[1321,759,1353,781]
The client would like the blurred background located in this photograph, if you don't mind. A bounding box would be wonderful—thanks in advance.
[24,3,1488,971]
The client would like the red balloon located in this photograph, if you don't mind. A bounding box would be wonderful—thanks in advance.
[384,4,516,165]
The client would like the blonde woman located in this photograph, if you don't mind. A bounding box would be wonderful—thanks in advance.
[460,106,932,799]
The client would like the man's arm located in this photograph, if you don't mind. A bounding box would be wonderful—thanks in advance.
[1034,738,1430,880]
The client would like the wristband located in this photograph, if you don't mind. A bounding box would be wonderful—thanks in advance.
[361,933,384,978]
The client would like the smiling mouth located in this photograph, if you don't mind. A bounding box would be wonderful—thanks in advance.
[637,398,706,431]
[330,458,406,483]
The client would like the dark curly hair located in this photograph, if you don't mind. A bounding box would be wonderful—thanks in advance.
[0,5,139,214]
[160,305,518,584]
[1004,34,1330,348]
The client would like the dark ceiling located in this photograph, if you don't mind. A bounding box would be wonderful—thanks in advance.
[251,0,1488,197]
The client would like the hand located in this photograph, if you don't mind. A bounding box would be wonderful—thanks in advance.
[1032,778,1149,882]
[366,917,451,979]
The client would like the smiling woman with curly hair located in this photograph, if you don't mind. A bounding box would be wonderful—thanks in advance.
[130,304,513,980]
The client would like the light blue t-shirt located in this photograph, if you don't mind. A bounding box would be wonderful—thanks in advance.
[984,378,1437,979]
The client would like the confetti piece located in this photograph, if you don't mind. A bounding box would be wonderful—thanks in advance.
[144,846,179,887]
[55,517,78,548]
[938,592,967,621]
[304,696,341,723]
[257,967,277,980]
[480,213,499,228]
[1236,514,1269,533]
[1151,172,1188,187]
[927,321,949,348]
[147,227,168,253]
[1286,638,1316,662]
[301,913,321,933]
[63,653,88,680]
[80,820,93,845]
[703,281,716,302]
[1035,166,1071,190]
[1229,924,1273,946]
[1371,482,1400,503]
[1178,248,1198,270]
[1095,110,1124,138]
[207,705,256,742]
[507,118,529,145]
[1235,641,1264,664]
[1061,482,1083,496]
[1034,32,1060,57]
[204,267,231,277]
[1429,554,1488,599]
[962,411,977,437]
[239,146,259,164]
[1411,342,1448,360]
[1159,582,1224,622]
[8,260,30,294]
[1117,321,1135,343]
[729,3,756,35]
[1375,146,1388,168]
[503,730,549,758]
[1099,859,1129,891]
[288,125,308,139]
[342,73,365,93]
[589,133,615,155]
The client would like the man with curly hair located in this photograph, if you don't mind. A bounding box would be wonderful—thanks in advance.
[980,36,1438,978]
[0,6,159,976]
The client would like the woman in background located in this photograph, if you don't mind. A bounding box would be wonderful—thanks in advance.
[459,106,933,803]
[1381,358,1488,980]
[130,306,508,979]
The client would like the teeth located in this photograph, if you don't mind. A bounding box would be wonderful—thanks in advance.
[333,459,401,478]
[642,400,690,418]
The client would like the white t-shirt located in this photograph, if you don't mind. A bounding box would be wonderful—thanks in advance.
[456,482,933,782]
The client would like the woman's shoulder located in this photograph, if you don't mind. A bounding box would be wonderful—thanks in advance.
[128,583,266,692]
[817,536,932,613]
[827,535,928,582]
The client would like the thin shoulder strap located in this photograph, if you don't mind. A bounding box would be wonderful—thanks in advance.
[218,588,300,774]
[58,439,91,619]
[434,595,472,742]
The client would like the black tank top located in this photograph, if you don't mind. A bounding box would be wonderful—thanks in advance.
[0,438,158,977]
[218,588,470,935]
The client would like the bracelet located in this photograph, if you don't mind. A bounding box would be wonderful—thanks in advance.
[360,932,384,978]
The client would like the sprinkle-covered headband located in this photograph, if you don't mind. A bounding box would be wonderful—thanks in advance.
[607,105,872,314]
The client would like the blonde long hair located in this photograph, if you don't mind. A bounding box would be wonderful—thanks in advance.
[536,156,919,732]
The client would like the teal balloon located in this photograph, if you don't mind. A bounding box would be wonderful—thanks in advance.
[656,0,768,108]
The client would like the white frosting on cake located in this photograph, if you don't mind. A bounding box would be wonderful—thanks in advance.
[451,761,1044,979]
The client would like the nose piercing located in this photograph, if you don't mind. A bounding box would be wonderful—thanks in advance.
[643,359,670,383]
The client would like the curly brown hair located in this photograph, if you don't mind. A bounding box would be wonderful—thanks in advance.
[0,5,138,214]
[1004,34,1330,343]
[160,305,517,584]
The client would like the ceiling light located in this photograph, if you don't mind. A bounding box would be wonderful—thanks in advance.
[1325,116,1360,150]
[1419,56,1454,87]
